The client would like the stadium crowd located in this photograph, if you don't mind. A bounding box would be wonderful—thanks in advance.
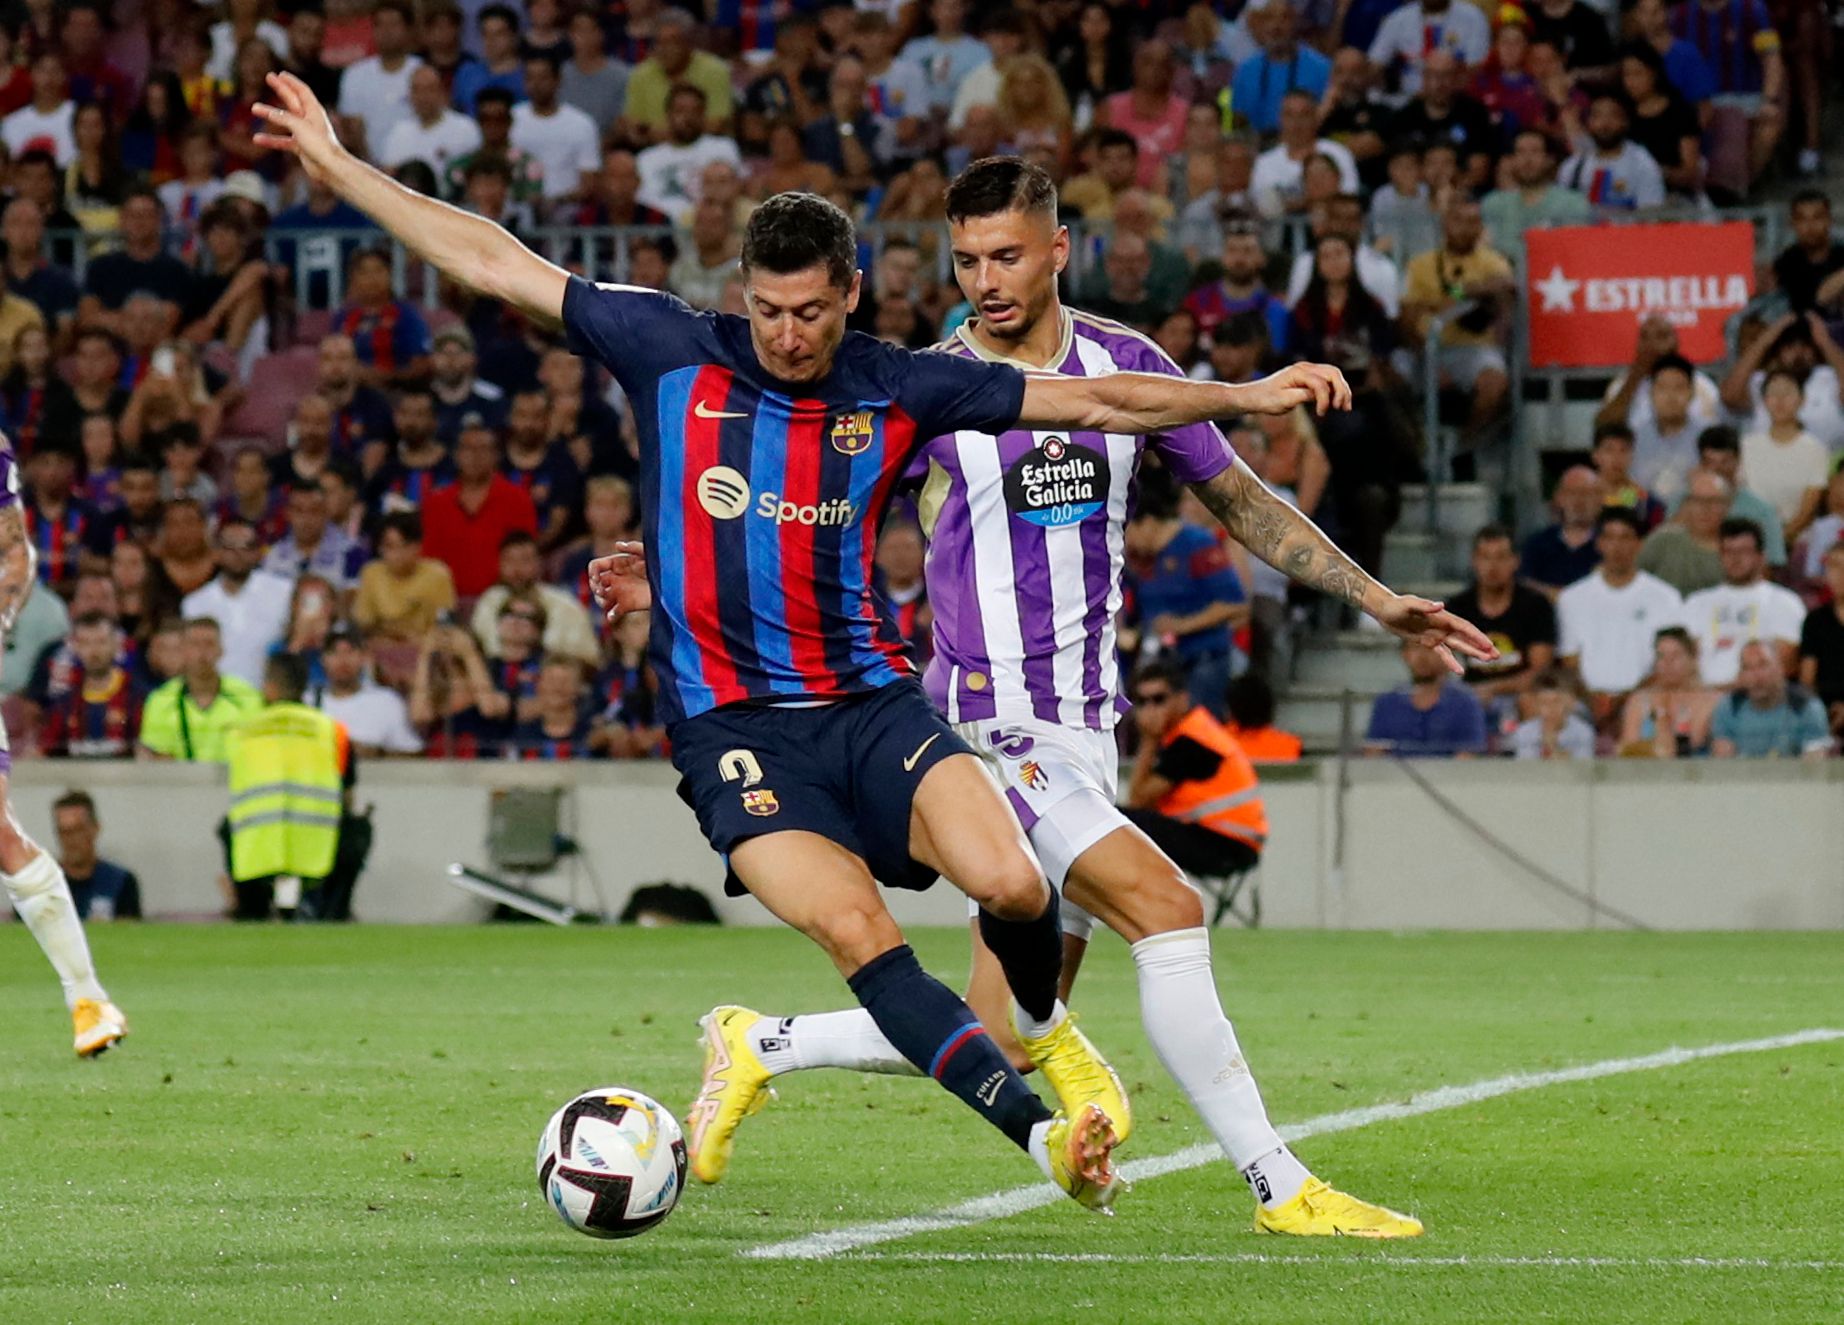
[0,0,1837,767]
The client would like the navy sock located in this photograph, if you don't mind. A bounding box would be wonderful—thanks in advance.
[847,945,1051,1150]
[977,886,1062,1023]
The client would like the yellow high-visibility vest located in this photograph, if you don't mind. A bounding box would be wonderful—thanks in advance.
[225,702,347,882]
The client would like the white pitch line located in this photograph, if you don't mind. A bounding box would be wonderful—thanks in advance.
[839,1252,1844,1271]
[743,1027,1844,1261]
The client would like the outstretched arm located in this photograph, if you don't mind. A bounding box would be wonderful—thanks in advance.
[1189,457,1497,675]
[1017,362,1352,433]
[254,71,568,324]
[0,501,34,636]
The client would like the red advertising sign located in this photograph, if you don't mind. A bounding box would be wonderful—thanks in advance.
[1524,222,1755,369]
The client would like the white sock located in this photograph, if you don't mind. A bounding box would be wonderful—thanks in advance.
[4,851,107,1010]
[749,1010,920,1077]
[1011,997,1067,1043]
[1130,927,1307,1208]
[1027,1117,1054,1180]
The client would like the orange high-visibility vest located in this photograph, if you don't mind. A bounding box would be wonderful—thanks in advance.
[1157,706,1268,851]
[1225,723,1303,763]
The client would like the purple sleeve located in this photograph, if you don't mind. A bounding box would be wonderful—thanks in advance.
[0,441,18,507]
[1130,340,1234,485]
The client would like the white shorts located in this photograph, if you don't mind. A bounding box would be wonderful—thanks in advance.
[1439,344,1508,389]
[956,718,1130,941]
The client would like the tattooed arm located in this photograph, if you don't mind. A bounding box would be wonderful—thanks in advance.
[0,502,34,637]
[1188,457,1497,674]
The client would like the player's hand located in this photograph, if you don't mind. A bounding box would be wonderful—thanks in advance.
[588,541,651,622]
[1233,363,1352,417]
[1371,593,1498,675]
[253,70,350,186]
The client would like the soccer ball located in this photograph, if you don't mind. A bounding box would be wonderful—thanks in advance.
[536,1087,687,1239]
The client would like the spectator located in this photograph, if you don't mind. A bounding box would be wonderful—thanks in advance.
[85,455,162,559]
[1797,542,1844,739]
[1605,352,1705,506]
[2,50,76,167]
[1589,424,1666,531]
[0,324,66,458]
[410,619,511,757]
[1670,0,1786,189]
[1121,659,1268,876]
[1739,369,1827,536]
[1231,3,1330,136]
[1061,128,1159,224]
[156,125,227,245]
[1774,191,1844,315]
[1124,468,1247,719]
[270,179,378,311]
[180,202,269,358]
[312,623,421,757]
[623,9,735,144]
[511,53,601,211]
[155,422,218,508]
[182,517,293,687]
[1710,641,1831,759]
[874,520,930,664]
[451,5,524,114]
[1681,518,1806,685]
[1286,232,1399,385]
[283,1,344,108]
[561,5,629,136]
[1558,92,1665,211]
[1317,48,1388,190]
[1597,316,1723,444]
[512,655,599,758]
[335,0,422,160]
[1791,469,1844,589]
[1283,193,1402,317]
[945,9,1026,134]
[469,529,598,667]
[483,590,546,722]
[444,89,545,206]
[1449,524,1558,734]
[12,149,83,271]
[1249,90,1360,217]
[38,613,142,758]
[0,562,66,697]
[1184,218,1289,351]
[1198,312,1272,388]
[422,421,539,599]
[79,414,124,513]
[1557,507,1685,720]
[500,388,584,551]
[208,0,289,81]
[1367,0,1491,98]
[138,616,264,761]
[1364,638,1489,757]
[3,197,79,341]
[1617,626,1718,757]
[899,0,987,119]
[1520,466,1604,598]
[1174,138,1259,258]
[1509,668,1596,760]
[276,574,339,691]
[1619,43,1702,199]
[365,391,453,518]
[331,249,432,390]
[1053,2,1132,120]
[313,333,396,465]
[536,345,626,480]
[1401,195,1513,448]
[805,57,885,198]
[1481,129,1591,267]
[23,446,93,590]
[427,325,507,445]
[264,482,365,594]
[1222,673,1302,762]
[636,84,745,220]
[1721,314,1844,453]
[112,539,180,650]
[670,196,743,311]
[1085,232,1163,330]
[1529,0,1617,81]
[216,447,287,548]
[52,790,140,921]
[380,65,481,175]
[1640,467,1730,595]
[0,278,43,383]
[997,54,1073,176]
[77,190,192,335]
[1385,51,1494,191]
[353,511,457,647]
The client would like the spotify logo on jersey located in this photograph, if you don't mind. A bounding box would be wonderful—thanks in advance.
[696,466,750,519]
[1004,436,1109,528]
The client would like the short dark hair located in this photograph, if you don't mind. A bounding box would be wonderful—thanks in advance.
[1697,424,1740,455]
[1763,366,1805,395]
[740,192,858,291]
[1654,624,1696,655]
[1213,311,1269,349]
[183,615,223,636]
[321,457,361,491]
[499,529,538,554]
[1598,506,1644,537]
[1225,673,1276,729]
[54,788,99,820]
[1718,517,1764,550]
[1791,188,1831,213]
[1472,522,1515,551]
[478,2,518,26]
[72,611,115,632]
[523,49,564,75]
[474,86,516,114]
[379,511,423,544]
[1092,127,1138,156]
[666,82,708,110]
[374,0,416,22]
[266,652,310,702]
[946,157,1058,223]
[1130,657,1188,700]
[1130,463,1181,521]
[1650,351,1694,382]
[119,453,159,478]
[1592,421,1635,447]
[1529,666,1574,695]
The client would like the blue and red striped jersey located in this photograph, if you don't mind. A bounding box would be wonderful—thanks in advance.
[562,277,1026,726]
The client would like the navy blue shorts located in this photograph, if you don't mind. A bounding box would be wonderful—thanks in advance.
[670,682,971,897]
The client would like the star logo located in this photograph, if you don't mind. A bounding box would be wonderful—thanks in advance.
[1534,264,1581,313]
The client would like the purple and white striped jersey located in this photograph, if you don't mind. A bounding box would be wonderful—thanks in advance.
[913,310,1235,730]
[0,432,16,510]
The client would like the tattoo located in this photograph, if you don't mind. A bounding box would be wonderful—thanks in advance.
[0,504,30,635]
[1190,461,1376,612]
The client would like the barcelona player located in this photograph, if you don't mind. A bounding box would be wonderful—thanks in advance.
[0,430,127,1056]
[595,160,1493,1236]
[255,70,1353,1209]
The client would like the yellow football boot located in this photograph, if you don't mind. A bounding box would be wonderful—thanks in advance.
[684,1005,774,1185]
[1011,1009,1132,1145]
[1254,1177,1424,1238]
[73,999,126,1059]
[1039,1102,1125,1213]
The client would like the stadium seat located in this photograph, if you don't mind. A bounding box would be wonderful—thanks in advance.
[217,346,319,449]
[1192,864,1261,928]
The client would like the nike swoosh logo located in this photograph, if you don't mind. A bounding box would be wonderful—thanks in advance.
[977,1077,1001,1105]
[902,733,942,772]
[694,400,748,420]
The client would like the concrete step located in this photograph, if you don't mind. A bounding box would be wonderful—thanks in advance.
[1276,684,1377,741]
[1399,482,1495,539]
[1381,529,1444,583]
[1395,578,1467,603]
[1294,630,1409,689]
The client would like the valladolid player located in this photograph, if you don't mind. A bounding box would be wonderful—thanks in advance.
[596,160,1493,1236]
[0,431,127,1057]
[252,69,1349,1211]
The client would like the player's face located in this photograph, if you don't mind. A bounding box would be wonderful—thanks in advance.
[744,266,861,383]
[949,209,1067,345]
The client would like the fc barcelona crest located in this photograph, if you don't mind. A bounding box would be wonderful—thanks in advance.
[830,410,875,456]
[742,789,780,817]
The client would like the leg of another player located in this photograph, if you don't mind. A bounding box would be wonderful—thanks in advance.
[962,924,1088,1072]
[728,829,1053,1153]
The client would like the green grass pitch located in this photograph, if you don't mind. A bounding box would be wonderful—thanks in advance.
[3,925,1842,1323]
